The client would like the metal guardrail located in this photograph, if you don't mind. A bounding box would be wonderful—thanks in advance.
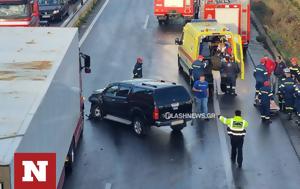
[61,0,93,27]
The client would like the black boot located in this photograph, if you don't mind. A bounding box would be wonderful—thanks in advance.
[288,113,292,120]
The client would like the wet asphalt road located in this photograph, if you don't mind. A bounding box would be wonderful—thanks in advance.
[63,0,300,188]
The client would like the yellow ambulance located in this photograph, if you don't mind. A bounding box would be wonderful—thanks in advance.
[175,19,244,88]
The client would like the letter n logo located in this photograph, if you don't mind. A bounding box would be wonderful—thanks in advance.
[14,153,56,189]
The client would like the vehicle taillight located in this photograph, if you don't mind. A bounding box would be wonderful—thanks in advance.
[153,106,159,120]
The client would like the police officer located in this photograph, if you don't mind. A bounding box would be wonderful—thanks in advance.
[257,81,274,123]
[253,59,268,101]
[288,57,299,80]
[220,56,240,95]
[133,57,143,78]
[279,69,296,120]
[294,78,300,126]
[192,55,207,82]
[218,110,248,168]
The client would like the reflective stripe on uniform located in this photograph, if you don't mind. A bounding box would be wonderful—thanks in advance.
[227,131,246,136]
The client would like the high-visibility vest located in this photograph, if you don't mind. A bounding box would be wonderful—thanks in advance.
[219,116,248,136]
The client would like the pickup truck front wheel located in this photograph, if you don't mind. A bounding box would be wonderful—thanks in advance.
[171,124,185,132]
[90,104,103,120]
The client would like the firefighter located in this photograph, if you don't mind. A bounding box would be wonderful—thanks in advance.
[253,59,268,101]
[257,81,274,123]
[294,78,300,126]
[220,56,240,95]
[278,69,296,120]
[192,55,207,82]
[262,55,275,78]
[133,57,143,78]
[288,57,299,80]
[218,110,248,168]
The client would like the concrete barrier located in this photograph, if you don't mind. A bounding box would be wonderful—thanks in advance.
[250,11,282,60]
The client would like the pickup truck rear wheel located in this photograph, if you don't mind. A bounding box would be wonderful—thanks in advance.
[133,117,149,136]
[171,124,185,132]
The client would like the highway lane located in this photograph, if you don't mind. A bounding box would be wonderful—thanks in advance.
[64,0,227,188]
[63,0,300,188]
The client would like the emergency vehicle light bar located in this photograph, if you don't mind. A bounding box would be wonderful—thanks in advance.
[191,19,217,23]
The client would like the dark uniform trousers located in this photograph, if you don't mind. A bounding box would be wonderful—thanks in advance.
[230,135,244,165]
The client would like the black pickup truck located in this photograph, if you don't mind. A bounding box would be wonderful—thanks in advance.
[88,79,193,136]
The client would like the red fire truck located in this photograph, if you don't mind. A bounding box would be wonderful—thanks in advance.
[154,0,200,25]
[0,0,40,26]
[201,0,250,49]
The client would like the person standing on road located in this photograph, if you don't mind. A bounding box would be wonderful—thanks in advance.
[133,57,143,78]
[220,56,240,95]
[253,59,268,101]
[218,110,248,168]
[274,56,287,92]
[288,57,299,81]
[294,78,300,126]
[192,55,207,82]
[274,56,286,80]
[279,69,296,120]
[192,75,209,121]
[262,55,276,78]
[257,81,274,123]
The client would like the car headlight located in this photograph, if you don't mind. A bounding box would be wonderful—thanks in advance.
[53,10,60,14]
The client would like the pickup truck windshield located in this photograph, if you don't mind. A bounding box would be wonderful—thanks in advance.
[38,0,59,5]
[0,3,30,19]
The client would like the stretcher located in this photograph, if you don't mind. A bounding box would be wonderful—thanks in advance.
[254,99,280,116]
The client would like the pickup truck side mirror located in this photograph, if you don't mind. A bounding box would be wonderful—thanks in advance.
[175,38,182,45]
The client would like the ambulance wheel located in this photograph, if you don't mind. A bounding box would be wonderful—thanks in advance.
[189,76,194,88]
[178,57,183,72]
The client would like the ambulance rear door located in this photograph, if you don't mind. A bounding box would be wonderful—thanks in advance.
[233,34,244,80]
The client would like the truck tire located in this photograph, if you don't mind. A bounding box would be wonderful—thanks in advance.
[65,142,75,174]
[158,20,163,26]
[171,124,185,132]
[90,104,103,120]
[132,117,149,136]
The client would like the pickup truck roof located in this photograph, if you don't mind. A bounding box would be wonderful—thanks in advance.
[0,27,78,165]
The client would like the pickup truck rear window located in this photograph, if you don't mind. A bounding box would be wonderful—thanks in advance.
[154,86,190,106]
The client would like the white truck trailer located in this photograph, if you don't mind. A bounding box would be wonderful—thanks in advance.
[0,27,90,189]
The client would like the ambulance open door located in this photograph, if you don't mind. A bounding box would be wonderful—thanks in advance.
[233,34,245,80]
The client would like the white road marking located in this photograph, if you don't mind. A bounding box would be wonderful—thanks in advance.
[213,85,235,188]
[79,0,110,47]
[105,183,112,189]
[143,14,149,29]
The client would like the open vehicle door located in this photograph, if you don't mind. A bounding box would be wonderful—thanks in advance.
[233,34,244,80]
